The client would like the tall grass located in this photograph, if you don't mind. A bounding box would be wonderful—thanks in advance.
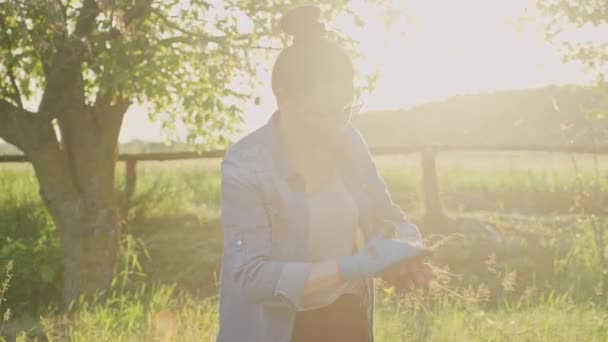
[0,153,607,340]
[0,260,13,341]
[0,165,62,317]
[29,267,608,341]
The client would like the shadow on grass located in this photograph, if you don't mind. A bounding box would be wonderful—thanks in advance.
[130,213,223,299]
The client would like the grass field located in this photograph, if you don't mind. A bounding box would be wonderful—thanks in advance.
[1,151,608,341]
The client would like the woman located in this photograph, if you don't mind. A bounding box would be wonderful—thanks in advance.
[217,5,433,342]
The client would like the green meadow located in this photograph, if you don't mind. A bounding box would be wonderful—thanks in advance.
[1,152,607,341]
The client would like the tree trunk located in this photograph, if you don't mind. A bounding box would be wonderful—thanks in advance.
[52,197,121,309]
[29,131,124,309]
[22,104,127,309]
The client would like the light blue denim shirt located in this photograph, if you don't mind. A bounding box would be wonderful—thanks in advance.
[216,112,422,342]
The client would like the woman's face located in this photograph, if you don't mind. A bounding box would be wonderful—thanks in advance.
[277,80,356,146]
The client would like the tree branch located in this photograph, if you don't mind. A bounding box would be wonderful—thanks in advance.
[73,0,100,39]
[0,101,19,147]
[152,8,251,45]
[6,61,24,110]
[8,0,63,80]
[37,37,88,122]
[122,0,153,28]
[0,99,37,151]
[37,0,101,120]
[93,91,131,137]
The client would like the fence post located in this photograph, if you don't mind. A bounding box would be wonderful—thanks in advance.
[125,158,137,207]
[421,148,444,221]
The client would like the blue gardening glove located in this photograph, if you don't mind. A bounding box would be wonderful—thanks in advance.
[338,239,429,281]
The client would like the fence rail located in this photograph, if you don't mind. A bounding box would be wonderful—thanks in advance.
[2,144,607,220]
[2,144,608,163]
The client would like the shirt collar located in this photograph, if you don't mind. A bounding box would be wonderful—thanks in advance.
[263,110,350,182]
[263,110,300,181]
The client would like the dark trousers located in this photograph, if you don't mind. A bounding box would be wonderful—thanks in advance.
[290,294,369,342]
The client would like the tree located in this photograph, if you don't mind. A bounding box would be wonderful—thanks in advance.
[536,0,608,87]
[0,0,393,308]
[536,0,608,298]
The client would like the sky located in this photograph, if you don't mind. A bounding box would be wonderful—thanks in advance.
[116,0,594,142]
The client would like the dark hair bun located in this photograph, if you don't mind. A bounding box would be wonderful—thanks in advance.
[279,5,326,43]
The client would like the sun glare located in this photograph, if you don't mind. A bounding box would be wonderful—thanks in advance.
[118,0,592,142]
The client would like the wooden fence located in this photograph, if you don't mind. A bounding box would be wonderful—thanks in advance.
[2,144,608,220]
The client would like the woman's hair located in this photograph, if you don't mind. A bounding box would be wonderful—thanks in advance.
[271,5,354,97]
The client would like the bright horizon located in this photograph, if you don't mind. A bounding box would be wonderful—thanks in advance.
[1,0,595,146]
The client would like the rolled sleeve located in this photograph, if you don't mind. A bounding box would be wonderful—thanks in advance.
[274,262,313,309]
[221,150,311,310]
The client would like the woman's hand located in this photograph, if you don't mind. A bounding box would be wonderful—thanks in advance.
[380,258,435,290]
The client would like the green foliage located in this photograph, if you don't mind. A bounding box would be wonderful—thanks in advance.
[0,165,62,317]
[0,259,14,339]
[3,155,608,316]
[0,0,397,146]
[555,216,608,300]
[536,0,608,117]
[111,233,150,294]
[38,283,196,341]
[21,273,608,341]
[1,153,608,340]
